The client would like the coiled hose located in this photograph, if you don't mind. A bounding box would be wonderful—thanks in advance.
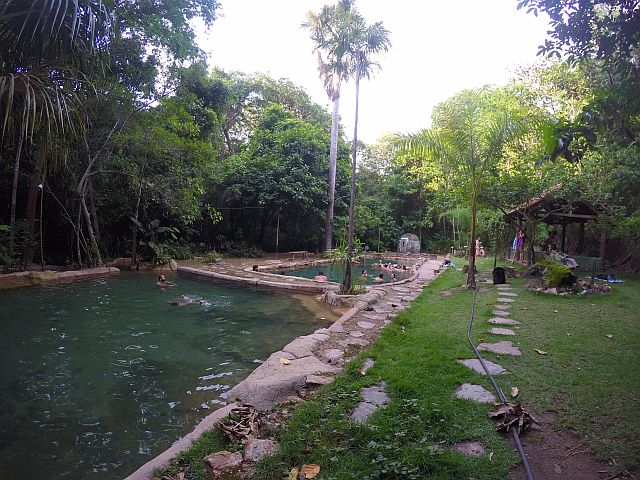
[467,288,534,480]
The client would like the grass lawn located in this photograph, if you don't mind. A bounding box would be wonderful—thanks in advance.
[160,258,639,479]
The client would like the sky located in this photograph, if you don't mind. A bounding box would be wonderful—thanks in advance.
[196,1,551,144]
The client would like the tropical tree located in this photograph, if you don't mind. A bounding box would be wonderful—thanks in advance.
[398,88,527,288]
[342,10,390,292]
[304,0,355,251]
[0,0,112,263]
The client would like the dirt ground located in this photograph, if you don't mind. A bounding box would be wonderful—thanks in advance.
[511,412,637,480]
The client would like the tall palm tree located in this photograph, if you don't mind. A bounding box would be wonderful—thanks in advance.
[0,0,111,263]
[398,90,526,289]
[304,0,355,252]
[343,15,390,292]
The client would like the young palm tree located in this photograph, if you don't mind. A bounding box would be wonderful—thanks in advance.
[0,0,111,263]
[343,15,390,292]
[304,0,355,252]
[398,90,526,289]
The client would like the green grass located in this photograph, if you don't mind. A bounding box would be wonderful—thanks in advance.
[159,258,640,479]
[254,265,519,479]
[479,269,640,470]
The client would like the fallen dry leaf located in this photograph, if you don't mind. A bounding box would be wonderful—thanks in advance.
[605,334,613,339]
[534,348,547,355]
[288,467,299,480]
[301,464,321,479]
[511,386,519,398]
[488,402,539,433]
[280,357,291,365]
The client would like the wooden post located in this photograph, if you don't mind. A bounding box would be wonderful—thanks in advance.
[599,229,607,264]
[578,222,585,253]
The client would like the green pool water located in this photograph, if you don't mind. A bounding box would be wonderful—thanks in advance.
[283,257,412,284]
[0,274,333,479]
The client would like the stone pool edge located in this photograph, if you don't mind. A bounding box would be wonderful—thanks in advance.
[0,266,120,289]
[125,257,441,480]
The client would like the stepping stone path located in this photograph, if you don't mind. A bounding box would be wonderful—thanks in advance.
[458,359,506,375]
[455,383,496,403]
[498,292,518,297]
[477,341,521,356]
[488,317,520,325]
[492,310,510,317]
[453,441,485,457]
[489,327,516,336]
[497,297,516,303]
[350,382,390,423]
[324,349,344,361]
[494,303,511,310]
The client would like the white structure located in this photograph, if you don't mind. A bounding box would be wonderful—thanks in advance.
[398,233,421,253]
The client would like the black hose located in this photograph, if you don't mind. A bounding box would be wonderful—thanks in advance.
[467,288,534,480]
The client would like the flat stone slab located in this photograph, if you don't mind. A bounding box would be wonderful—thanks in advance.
[324,349,344,360]
[328,324,344,333]
[351,382,390,423]
[497,297,516,303]
[401,295,417,303]
[356,321,375,329]
[226,352,341,410]
[477,341,521,356]
[496,285,513,290]
[359,358,375,375]
[498,292,518,297]
[492,310,510,317]
[339,337,369,347]
[489,327,516,336]
[361,313,385,321]
[455,383,496,403]
[453,441,485,457]
[392,287,411,293]
[488,317,520,325]
[494,304,511,310]
[458,359,506,375]
[306,375,334,386]
[349,331,365,337]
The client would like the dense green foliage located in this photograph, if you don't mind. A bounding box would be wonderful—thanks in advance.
[0,0,638,271]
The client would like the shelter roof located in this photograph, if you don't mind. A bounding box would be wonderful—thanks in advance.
[506,184,599,225]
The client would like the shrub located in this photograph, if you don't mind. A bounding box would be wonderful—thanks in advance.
[539,260,572,288]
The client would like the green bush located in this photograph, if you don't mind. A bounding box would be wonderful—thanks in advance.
[219,240,263,258]
[539,260,572,287]
[202,251,221,263]
[164,243,194,260]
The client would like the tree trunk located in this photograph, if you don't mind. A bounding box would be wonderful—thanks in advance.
[342,259,352,294]
[9,125,25,260]
[325,91,340,252]
[347,75,360,255]
[131,163,146,266]
[87,178,101,244]
[77,136,102,266]
[466,192,478,289]
[24,138,46,267]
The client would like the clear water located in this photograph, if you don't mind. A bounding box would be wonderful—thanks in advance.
[0,274,334,480]
[283,257,412,285]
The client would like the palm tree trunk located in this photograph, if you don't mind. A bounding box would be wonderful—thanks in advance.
[347,74,360,255]
[325,92,340,252]
[24,138,46,268]
[467,191,478,289]
[131,162,146,267]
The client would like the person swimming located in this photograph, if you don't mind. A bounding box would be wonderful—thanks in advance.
[314,271,328,282]
[373,273,384,283]
[157,274,176,287]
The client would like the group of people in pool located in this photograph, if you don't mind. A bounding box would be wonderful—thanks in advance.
[157,274,211,307]
[313,261,409,284]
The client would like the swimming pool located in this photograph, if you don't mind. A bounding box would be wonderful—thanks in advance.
[0,274,335,479]
[282,257,413,285]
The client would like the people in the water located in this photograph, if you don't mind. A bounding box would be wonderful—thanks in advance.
[157,274,176,287]
[314,271,328,282]
[373,273,385,283]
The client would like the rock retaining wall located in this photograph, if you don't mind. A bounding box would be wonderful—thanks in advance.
[0,267,119,289]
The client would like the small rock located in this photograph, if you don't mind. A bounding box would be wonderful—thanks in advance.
[359,358,375,375]
[489,327,516,336]
[328,324,344,333]
[455,383,496,403]
[356,321,375,329]
[488,317,520,325]
[458,359,506,375]
[349,331,365,337]
[545,288,559,295]
[453,441,485,457]
[324,349,344,361]
[204,451,243,480]
[242,438,280,462]
[305,375,334,386]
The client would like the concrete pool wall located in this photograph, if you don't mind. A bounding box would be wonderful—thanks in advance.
[0,266,120,289]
